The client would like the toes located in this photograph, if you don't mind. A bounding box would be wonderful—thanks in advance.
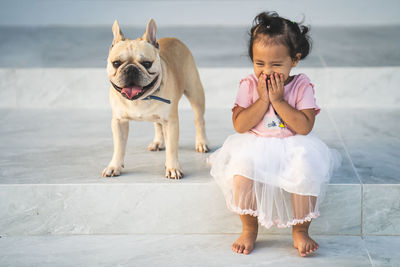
[232,243,241,254]
[148,142,165,151]
[244,243,254,255]
[306,243,311,254]
[231,244,236,252]
[165,168,184,179]
[313,242,319,252]
[111,169,120,177]
[243,248,251,255]
[299,244,307,257]
[196,143,209,153]
[238,244,245,254]
[102,167,121,177]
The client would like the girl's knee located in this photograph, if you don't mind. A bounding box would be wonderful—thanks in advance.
[233,175,253,190]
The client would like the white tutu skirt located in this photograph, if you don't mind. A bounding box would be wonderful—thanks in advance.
[208,132,341,229]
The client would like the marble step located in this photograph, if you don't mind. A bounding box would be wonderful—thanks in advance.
[0,67,399,110]
[0,108,399,236]
[1,234,399,267]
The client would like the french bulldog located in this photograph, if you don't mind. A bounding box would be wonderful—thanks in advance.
[102,19,209,179]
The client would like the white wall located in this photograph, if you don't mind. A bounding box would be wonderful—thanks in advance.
[0,0,399,27]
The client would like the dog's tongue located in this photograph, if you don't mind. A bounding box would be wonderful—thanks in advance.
[121,86,143,99]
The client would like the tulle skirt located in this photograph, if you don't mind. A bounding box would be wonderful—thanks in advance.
[208,132,341,229]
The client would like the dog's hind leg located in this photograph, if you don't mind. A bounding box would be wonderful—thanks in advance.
[184,76,209,153]
[148,122,165,151]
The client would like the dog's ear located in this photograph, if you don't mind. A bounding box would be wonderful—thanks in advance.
[111,20,125,47]
[142,18,159,49]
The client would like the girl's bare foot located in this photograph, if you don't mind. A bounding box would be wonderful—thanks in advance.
[232,214,258,255]
[232,230,258,254]
[292,222,319,257]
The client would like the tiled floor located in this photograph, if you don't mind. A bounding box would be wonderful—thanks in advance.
[1,234,398,267]
[328,108,400,184]
[0,108,363,185]
[0,108,397,186]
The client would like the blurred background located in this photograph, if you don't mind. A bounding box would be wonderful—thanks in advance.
[0,0,399,68]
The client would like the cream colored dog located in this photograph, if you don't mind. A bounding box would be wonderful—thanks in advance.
[102,19,209,179]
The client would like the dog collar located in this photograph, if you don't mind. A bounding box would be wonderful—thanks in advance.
[110,81,170,104]
[143,95,171,104]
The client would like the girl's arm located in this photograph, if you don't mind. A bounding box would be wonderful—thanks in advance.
[268,73,316,135]
[232,99,269,133]
[232,73,270,133]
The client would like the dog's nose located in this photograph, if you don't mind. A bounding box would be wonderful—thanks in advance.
[124,64,140,78]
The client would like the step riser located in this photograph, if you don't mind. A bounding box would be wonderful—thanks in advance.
[0,184,363,235]
[0,67,398,110]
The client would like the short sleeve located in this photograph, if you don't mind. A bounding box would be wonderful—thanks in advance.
[233,79,253,109]
[296,83,321,115]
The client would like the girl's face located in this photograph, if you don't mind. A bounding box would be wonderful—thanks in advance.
[252,39,300,85]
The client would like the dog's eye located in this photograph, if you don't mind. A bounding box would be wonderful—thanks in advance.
[142,61,153,69]
[113,61,122,68]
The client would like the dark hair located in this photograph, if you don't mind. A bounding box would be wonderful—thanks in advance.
[248,11,312,61]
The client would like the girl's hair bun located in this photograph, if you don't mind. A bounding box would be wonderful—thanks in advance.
[248,11,312,61]
[253,12,283,36]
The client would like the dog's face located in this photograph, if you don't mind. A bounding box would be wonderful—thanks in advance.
[107,19,162,101]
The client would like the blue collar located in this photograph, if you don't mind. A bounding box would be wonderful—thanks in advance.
[143,95,171,104]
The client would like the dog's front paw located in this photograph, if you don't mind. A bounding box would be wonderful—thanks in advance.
[148,141,165,151]
[196,142,209,153]
[102,165,122,177]
[165,167,184,179]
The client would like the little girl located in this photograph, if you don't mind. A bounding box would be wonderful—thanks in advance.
[208,12,341,257]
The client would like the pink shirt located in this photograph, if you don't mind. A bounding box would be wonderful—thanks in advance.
[234,73,320,138]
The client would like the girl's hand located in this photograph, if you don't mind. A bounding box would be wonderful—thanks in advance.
[268,73,285,104]
[257,72,269,103]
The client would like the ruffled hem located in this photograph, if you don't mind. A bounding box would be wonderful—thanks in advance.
[227,205,320,229]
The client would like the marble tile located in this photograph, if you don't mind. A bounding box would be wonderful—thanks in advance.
[0,182,362,235]
[0,108,350,185]
[322,68,400,108]
[313,26,400,67]
[0,235,372,267]
[343,139,400,184]
[263,184,362,235]
[0,69,18,108]
[311,184,361,235]
[313,109,358,184]
[364,236,400,267]
[0,67,330,110]
[0,183,233,235]
[0,69,110,109]
[329,108,400,184]
[0,108,213,184]
[363,185,400,235]
[328,108,400,140]
[1,67,399,109]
